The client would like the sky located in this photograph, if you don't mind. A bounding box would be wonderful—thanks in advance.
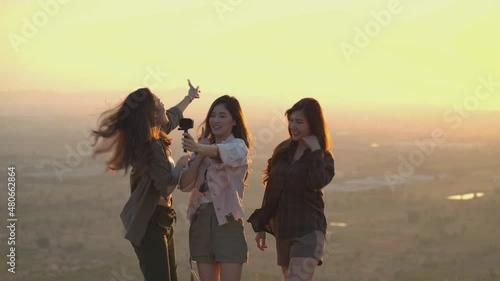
[1,0,500,114]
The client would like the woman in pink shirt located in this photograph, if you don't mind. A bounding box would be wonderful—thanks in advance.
[179,95,251,281]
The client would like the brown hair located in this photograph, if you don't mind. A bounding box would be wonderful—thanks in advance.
[263,98,331,184]
[200,95,251,149]
[91,88,171,176]
[199,95,252,183]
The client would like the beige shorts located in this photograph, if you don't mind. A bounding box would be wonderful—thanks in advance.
[189,203,248,263]
[276,230,326,266]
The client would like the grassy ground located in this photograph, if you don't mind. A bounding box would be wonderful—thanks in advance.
[1,141,500,281]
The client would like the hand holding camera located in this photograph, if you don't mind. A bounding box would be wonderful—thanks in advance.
[181,127,209,154]
[179,118,194,153]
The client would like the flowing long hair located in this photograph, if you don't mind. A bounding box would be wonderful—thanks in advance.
[91,88,171,176]
[263,98,331,185]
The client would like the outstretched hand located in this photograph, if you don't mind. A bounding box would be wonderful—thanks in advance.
[187,79,200,100]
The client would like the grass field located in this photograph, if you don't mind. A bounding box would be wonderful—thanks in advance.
[1,126,500,281]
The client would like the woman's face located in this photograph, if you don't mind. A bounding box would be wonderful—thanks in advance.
[154,96,168,126]
[209,103,235,142]
[288,110,311,141]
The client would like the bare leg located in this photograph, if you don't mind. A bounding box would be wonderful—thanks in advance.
[286,257,317,281]
[281,266,288,281]
[197,262,220,281]
[219,262,243,281]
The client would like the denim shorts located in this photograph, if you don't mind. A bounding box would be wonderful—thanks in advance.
[276,230,326,266]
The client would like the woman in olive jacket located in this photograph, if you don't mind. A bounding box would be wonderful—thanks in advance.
[92,80,200,280]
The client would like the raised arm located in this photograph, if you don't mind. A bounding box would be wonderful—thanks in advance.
[175,79,200,113]
[160,79,201,134]
[302,135,335,190]
[181,132,220,159]
[305,150,334,191]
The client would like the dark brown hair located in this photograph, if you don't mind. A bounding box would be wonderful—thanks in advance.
[200,95,251,149]
[263,98,331,184]
[91,88,171,175]
[199,95,252,183]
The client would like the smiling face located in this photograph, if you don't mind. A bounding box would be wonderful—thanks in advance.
[288,110,311,142]
[210,103,236,142]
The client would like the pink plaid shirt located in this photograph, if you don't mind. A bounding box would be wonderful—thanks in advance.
[179,134,249,225]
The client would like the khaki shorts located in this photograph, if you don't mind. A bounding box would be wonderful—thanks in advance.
[276,230,326,266]
[189,203,248,263]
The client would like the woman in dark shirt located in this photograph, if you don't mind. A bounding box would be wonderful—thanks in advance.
[248,98,334,281]
[91,81,200,281]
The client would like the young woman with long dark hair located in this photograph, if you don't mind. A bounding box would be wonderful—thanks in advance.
[91,80,200,280]
[248,98,335,281]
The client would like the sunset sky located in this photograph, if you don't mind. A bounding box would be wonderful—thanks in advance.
[2,0,499,114]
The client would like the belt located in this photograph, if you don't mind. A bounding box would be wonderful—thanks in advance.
[198,202,213,209]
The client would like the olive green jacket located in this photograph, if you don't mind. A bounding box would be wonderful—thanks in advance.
[120,106,182,246]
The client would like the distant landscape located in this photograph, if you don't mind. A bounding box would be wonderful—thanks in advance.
[3,0,499,279]
[1,95,500,281]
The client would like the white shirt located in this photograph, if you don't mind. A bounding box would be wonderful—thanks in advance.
[179,134,249,225]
